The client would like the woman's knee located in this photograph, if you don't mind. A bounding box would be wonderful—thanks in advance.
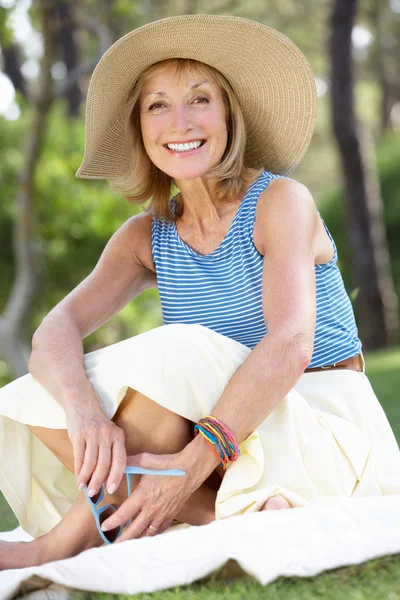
[27,425,74,472]
[112,387,192,454]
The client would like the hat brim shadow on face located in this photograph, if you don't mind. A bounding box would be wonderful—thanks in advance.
[76,14,317,181]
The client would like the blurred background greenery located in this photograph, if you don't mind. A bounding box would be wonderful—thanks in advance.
[0,0,399,385]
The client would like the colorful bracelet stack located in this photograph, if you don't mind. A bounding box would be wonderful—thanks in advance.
[194,415,240,470]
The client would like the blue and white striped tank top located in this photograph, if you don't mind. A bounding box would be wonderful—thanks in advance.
[151,170,362,368]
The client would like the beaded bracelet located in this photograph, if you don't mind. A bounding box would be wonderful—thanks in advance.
[194,415,240,470]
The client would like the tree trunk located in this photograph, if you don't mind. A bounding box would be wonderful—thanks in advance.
[0,3,106,379]
[0,8,29,100]
[329,0,398,350]
[1,41,29,100]
[371,0,393,135]
[55,0,82,117]
[0,0,56,377]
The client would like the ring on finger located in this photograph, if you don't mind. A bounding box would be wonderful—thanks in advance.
[148,524,159,533]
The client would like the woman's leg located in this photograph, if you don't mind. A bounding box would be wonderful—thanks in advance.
[0,388,219,570]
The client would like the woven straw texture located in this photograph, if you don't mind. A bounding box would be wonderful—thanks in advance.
[76,14,317,179]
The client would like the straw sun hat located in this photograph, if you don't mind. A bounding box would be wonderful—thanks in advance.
[76,14,317,180]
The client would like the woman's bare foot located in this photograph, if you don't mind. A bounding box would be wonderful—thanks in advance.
[262,495,291,510]
[0,539,42,571]
[0,481,217,571]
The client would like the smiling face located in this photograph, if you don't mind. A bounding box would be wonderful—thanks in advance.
[139,61,228,181]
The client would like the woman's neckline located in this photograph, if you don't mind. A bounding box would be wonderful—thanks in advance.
[172,170,266,258]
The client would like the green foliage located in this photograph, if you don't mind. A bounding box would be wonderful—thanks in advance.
[318,133,400,310]
[0,7,13,47]
[0,0,399,386]
[0,101,162,379]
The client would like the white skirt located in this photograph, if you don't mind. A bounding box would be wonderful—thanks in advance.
[1,323,400,539]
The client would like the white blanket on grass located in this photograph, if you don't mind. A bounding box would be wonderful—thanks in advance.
[1,494,400,599]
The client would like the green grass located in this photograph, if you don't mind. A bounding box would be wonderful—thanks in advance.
[1,346,400,599]
[0,492,18,531]
[363,346,400,442]
[74,552,400,599]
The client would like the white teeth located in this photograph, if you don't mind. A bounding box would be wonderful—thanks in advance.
[167,140,204,152]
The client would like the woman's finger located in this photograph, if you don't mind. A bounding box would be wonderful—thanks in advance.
[87,440,112,496]
[142,515,171,537]
[73,436,86,479]
[101,492,144,535]
[106,437,127,495]
[115,510,153,542]
[78,439,99,490]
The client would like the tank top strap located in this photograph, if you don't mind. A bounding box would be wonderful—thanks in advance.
[237,170,289,239]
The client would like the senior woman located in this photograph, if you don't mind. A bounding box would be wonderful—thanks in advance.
[1,14,400,570]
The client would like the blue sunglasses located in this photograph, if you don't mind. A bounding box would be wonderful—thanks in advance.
[84,465,186,544]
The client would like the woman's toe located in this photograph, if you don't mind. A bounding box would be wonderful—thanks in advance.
[262,495,291,511]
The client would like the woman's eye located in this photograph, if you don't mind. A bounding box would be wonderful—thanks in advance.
[148,102,164,111]
[148,97,209,111]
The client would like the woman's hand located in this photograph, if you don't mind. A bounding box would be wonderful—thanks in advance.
[66,405,127,496]
[100,452,197,541]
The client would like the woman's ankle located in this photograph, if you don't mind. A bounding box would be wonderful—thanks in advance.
[37,526,103,565]
[0,540,42,570]
[177,484,216,526]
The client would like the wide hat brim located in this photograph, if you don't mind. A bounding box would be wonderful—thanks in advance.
[76,14,317,179]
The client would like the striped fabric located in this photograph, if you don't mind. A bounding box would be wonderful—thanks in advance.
[151,170,362,368]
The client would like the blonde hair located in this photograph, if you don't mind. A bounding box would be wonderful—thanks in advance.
[109,58,262,222]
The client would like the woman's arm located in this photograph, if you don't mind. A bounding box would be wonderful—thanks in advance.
[28,211,156,490]
[181,179,319,486]
[29,212,155,412]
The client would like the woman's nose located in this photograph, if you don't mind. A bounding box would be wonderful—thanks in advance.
[170,105,193,135]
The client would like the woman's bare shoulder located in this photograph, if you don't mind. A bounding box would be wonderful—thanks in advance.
[253,178,334,264]
[252,178,310,252]
[122,210,155,273]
